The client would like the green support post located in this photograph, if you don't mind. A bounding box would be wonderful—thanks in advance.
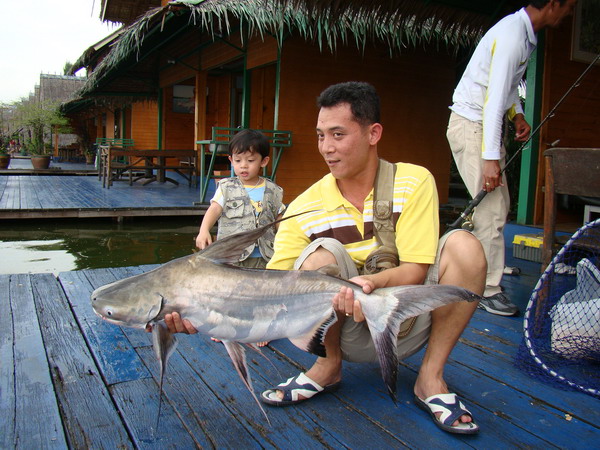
[517,32,545,224]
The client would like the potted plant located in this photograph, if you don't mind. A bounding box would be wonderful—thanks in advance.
[84,146,96,165]
[27,138,52,169]
[11,99,69,170]
[0,146,10,169]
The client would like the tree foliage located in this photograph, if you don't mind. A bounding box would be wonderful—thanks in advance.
[12,100,70,154]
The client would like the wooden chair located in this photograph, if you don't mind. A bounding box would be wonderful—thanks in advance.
[542,148,600,269]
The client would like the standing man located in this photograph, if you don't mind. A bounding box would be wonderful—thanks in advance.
[447,0,577,316]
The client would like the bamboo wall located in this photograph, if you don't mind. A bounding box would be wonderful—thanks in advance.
[161,84,195,149]
[131,101,159,148]
[275,37,456,204]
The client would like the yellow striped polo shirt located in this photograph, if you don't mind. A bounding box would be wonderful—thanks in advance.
[267,162,439,271]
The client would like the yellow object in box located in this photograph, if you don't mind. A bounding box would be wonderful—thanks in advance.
[512,233,543,262]
[512,234,543,248]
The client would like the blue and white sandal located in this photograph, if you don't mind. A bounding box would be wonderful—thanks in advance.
[260,372,341,406]
[414,393,479,435]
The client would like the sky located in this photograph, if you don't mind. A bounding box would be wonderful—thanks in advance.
[0,0,119,104]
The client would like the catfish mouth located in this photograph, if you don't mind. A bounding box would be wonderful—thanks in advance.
[90,291,165,330]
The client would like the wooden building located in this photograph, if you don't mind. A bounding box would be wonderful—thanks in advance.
[64,0,600,224]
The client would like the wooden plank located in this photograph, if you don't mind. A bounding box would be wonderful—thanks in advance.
[274,341,548,448]
[136,347,264,449]
[0,275,16,448]
[109,378,202,449]
[400,322,600,447]
[30,273,133,449]
[59,270,150,385]
[9,274,67,448]
[175,335,408,448]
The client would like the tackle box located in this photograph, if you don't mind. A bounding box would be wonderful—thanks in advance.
[512,233,543,263]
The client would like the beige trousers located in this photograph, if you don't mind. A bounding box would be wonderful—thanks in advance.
[292,230,462,363]
[447,112,509,297]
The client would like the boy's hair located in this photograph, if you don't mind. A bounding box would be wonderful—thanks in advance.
[229,129,270,159]
[529,0,567,8]
[317,81,380,126]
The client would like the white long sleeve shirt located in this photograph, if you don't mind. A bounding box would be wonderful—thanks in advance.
[450,8,537,160]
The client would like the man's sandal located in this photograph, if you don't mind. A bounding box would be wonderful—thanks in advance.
[414,393,479,435]
[260,372,341,406]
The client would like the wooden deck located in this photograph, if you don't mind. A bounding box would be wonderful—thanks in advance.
[0,161,210,219]
[2,252,598,449]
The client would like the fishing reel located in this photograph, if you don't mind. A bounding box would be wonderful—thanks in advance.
[460,214,474,232]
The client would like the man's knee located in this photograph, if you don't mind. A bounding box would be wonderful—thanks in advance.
[439,231,486,293]
[299,246,337,271]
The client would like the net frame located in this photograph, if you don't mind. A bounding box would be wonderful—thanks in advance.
[518,218,600,398]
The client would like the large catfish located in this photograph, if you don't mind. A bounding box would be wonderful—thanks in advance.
[92,217,480,422]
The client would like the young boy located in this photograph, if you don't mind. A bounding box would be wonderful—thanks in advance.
[196,129,285,267]
[196,129,285,346]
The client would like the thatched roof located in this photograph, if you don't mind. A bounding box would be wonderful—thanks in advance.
[72,0,527,104]
[101,0,161,25]
[69,28,125,76]
[38,75,87,104]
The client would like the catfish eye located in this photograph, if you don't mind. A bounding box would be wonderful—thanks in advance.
[106,310,113,316]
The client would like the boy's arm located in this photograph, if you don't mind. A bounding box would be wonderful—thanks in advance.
[196,201,223,249]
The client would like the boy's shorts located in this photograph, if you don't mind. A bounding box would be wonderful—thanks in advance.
[293,230,464,363]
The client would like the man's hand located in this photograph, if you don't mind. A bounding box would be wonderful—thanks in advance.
[482,159,503,192]
[332,277,375,322]
[513,114,531,142]
[165,312,198,334]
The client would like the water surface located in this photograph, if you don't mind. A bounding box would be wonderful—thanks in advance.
[0,218,200,275]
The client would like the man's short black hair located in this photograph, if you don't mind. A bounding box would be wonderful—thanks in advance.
[529,0,567,8]
[317,81,381,126]
[229,129,270,159]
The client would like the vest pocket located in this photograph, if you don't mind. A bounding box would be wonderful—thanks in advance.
[224,199,245,218]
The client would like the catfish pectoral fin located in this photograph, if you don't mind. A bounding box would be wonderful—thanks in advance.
[151,321,178,431]
[222,340,270,425]
[362,284,482,402]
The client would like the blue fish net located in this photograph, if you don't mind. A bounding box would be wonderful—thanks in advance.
[515,219,600,398]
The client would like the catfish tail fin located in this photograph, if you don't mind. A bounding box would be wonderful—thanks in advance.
[361,284,481,402]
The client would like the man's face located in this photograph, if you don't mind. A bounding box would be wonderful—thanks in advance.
[548,0,577,27]
[316,103,375,180]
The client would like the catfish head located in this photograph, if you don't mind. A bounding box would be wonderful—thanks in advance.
[91,271,164,329]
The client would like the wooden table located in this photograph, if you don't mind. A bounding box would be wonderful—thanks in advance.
[102,149,197,188]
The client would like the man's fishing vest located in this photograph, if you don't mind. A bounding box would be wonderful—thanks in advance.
[216,177,283,261]
[363,159,417,337]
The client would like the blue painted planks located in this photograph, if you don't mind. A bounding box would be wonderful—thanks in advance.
[59,270,150,385]
[30,273,133,449]
[0,275,16,448]
[7,273,67,448]
[0,175,203,213]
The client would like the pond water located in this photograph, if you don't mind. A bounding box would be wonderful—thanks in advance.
[0,217,201,275]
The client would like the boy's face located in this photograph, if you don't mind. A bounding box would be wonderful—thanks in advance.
[228,150,269,184]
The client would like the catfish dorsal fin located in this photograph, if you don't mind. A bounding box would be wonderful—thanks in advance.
[198,211,316,264]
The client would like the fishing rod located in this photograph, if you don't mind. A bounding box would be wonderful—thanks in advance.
[448,52,600,231]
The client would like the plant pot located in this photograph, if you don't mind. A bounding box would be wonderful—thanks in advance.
[31,155,51,170]
[85,153,95,164]
[0,154,10,169]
